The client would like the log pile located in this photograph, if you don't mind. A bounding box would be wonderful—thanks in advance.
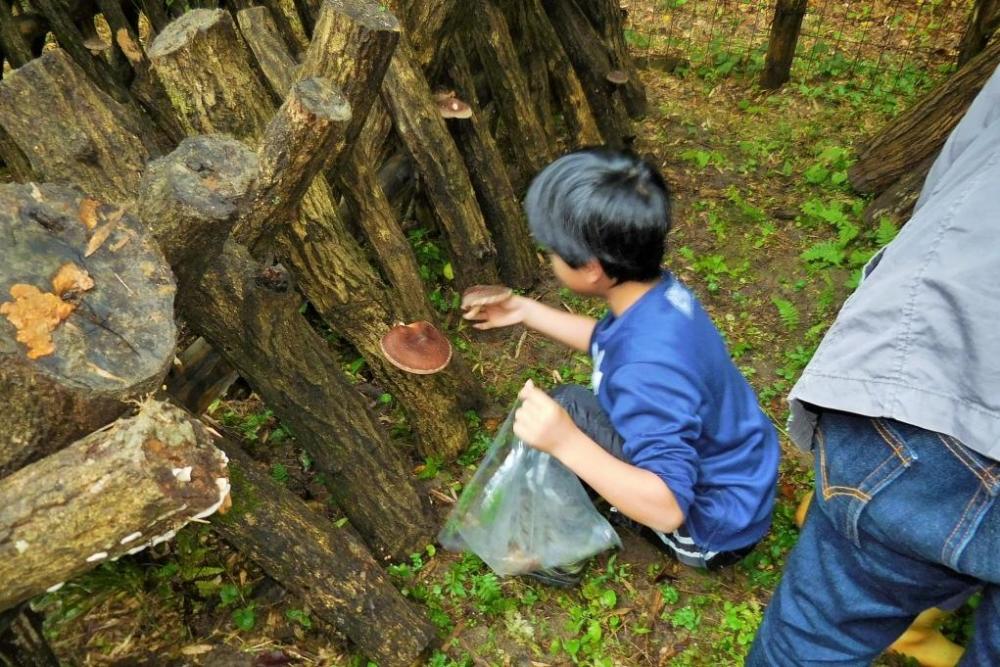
[0,0,643,663]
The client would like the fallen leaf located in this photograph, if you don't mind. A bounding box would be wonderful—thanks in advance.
[180,644,215,656]
[0,284,76,359]
[51,262,95,297]
[85,220,117,257]
[78,197,100,230]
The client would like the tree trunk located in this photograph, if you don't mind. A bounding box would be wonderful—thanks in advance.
[760,0,808,90]
[503,0,603,148]
[0,182,176,476]
[382,38,500,288]
[862,156,936,228]
[541,0,630,148]
[389,0,459,69]
[0,607,59,667]
[333,157,437,320]
[576,0,646,117]
[848,38,1000,194]
[212,440,435,666]
[147,9,280,135]
[446,44,539,289]
[138,136,434,560]
[470,0,554,186]
[0,400,230,612]
[957,0,1000,67]
[260,0,311,56]
[0,49,169,204]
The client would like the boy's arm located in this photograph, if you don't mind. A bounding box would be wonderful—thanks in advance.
[465,295,596,352]
[515,380,686,533]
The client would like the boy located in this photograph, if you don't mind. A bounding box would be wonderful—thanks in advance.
[465,148,780,583]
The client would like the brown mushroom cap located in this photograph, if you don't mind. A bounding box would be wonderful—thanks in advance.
[380,321,453,374]
[461,284,513,311]
[83,36,111,52]
[438,96,473,120]
[606,69,629,85]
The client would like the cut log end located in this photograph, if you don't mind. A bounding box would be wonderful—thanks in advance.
[324,0,401,34]
[0,400,229,611]
[138,136,260,267]
[147,9,229,61]
[1,183,177,474]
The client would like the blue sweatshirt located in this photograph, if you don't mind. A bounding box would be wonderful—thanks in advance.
[591,272,779,552]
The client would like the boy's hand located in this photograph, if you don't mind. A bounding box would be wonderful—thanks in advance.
[514,379,577,456]
[463,294,529,330]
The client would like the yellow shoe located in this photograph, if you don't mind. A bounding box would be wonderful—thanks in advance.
[794,490,813,529]
[888,608,965,667]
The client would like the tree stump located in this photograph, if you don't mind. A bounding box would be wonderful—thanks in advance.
[0,182,176,476]
[0,400,230,612]
[849,38,1000,195]
[212,440,436,667]
[0,49,169,204]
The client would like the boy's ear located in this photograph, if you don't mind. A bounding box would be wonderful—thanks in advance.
[582,259,606,284]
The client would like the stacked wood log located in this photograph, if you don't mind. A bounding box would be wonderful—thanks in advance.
[0,0,644,662]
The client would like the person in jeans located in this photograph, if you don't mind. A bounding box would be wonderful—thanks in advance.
[465,148,780,584]
[746,65,1000,666]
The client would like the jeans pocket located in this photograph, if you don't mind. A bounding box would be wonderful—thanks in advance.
[814,416,918,547]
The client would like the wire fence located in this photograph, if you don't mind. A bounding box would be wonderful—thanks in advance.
[623,0,970,91]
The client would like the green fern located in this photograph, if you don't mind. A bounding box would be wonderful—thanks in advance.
[801,241,846,267]
[771,297,800,330]
[875,216,899,246]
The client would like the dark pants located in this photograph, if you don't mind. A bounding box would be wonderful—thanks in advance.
[746,411,999,666]
[550,384,754,569]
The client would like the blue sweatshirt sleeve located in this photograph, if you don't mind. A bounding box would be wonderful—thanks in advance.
[603,361,703,519]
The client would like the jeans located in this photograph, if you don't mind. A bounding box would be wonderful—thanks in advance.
[747,411,999,666]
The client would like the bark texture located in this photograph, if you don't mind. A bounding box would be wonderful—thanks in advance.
[382,38,500,287]
[849,38,1000,194]
[446,44,539,289]
[213,440,436,666]
[0,182,175,476]
[138,136,434,560]
[0,400,230,612]
[0,49,168,204]
[760,0,807,89]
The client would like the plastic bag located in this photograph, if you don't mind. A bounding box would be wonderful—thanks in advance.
[438,407,621,576]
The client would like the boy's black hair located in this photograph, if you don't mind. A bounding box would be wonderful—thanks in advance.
[524,148,671,283]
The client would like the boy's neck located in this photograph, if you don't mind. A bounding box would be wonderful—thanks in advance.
[605,278,661,316]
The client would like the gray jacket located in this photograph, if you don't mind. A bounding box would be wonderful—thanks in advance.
[789,64,1000,462]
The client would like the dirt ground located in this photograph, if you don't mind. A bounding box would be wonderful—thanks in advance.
[24,2,978,666]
